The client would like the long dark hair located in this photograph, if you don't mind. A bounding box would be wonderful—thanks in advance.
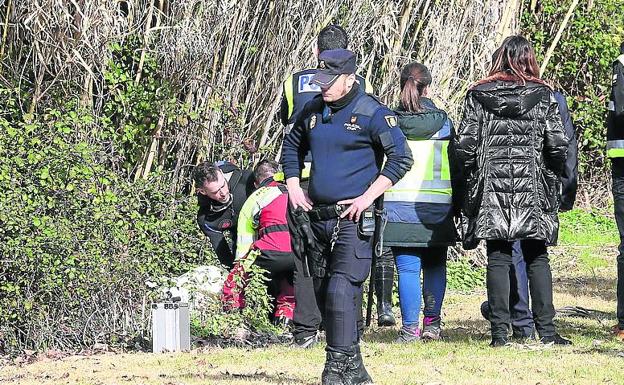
[476,35,550,88]
[400,62,432,112]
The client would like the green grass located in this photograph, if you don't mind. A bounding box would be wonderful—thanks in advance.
[1,208,623,385]
[559,208,618,247]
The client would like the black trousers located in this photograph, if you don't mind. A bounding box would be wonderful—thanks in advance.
[287,202,323,340]
[486,239,556,338]
[253,250,295,304]
[291,241,324,338]
[309,218,372,354]
[613,158,624,329]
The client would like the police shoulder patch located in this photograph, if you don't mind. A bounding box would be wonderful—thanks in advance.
[384,115,398,127]
[309,115,317,129]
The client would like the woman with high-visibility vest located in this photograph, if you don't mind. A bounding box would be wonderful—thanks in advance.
[383,62,455,342]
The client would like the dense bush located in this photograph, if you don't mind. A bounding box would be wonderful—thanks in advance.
[0,89,210,354]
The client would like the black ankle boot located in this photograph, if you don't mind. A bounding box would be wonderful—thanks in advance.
[540,333,572,345]
[344,346,373,385]
[321,347,373,385]
[322,351,347,385]
[490,336,509,347]
[375,252,396,327]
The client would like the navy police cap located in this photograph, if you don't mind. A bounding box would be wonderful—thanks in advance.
[311,49,356,87]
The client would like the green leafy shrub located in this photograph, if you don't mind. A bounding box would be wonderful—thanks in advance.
[522,0,624,177]
[190,264,278,339]
[0,89,209,354]
[558,208,618,246]
[447,258,486,292]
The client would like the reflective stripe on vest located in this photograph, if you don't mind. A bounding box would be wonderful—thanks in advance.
[384,191,452,204]
[284,74,295,119]
[608,140,624,158]
[385,139,451,202]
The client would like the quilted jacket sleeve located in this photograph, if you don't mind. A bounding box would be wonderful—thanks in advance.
[543,94,569,177]
[449,93,480,214]
[452,94,480,172]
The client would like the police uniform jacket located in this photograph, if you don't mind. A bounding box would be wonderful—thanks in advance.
[553,91,578,211]
[607,55,624,158]
[281,85,413,204]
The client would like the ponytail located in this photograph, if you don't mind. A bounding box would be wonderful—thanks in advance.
[399,62,432,112]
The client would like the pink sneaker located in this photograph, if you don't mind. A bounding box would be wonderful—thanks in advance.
[422,316,442,340]
[396,325,420,343]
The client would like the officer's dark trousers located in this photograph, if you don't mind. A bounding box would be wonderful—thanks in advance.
[612,159,624,329]
[310,218,372,354]
[486,239,555,339]
[509,241,534,335]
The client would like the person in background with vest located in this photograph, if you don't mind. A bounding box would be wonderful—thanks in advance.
[281,49,412,385]
[280,24,373,131]
[451,35,571,347]
[280,25,384,351]
[195,161,255,268]
[478,49,579,340]
[221,160,296,326]
[607,42,624,341]
[382,62,455,342]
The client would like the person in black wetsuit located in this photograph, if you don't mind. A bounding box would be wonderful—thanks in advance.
[194,161,255,268]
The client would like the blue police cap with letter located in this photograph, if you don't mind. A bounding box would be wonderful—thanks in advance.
[311,49,356,87]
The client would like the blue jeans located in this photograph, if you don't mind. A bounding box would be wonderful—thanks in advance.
[394,247,447,327]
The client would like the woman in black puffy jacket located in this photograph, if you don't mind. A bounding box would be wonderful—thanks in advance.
[450,35,571,346]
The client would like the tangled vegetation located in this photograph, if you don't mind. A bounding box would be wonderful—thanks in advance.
[0,0,622,355]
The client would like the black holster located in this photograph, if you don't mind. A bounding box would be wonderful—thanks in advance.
[288,206,327,278]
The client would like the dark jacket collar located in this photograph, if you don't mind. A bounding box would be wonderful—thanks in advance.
[394,98,448,140]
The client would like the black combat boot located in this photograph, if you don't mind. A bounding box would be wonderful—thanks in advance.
[343,345,373,385]
[375,251,396,327]
[321,347,373,385]
[322,351,347,385]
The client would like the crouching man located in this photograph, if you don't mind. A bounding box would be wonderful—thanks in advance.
[222,160,296,326]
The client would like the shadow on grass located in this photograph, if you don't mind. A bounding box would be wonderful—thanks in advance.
[555,317,615,340]
[364,319,490,344]
[182,371,316,385]
[553,276,617,303]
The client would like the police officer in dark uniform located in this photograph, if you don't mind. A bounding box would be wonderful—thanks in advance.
[281,25,393,351]
[194,161,255,268]
[281,49,413,385]
[280,24,373,131]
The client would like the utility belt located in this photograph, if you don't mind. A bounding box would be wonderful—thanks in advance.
[307,204,346,222]
[308,203,376,236]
